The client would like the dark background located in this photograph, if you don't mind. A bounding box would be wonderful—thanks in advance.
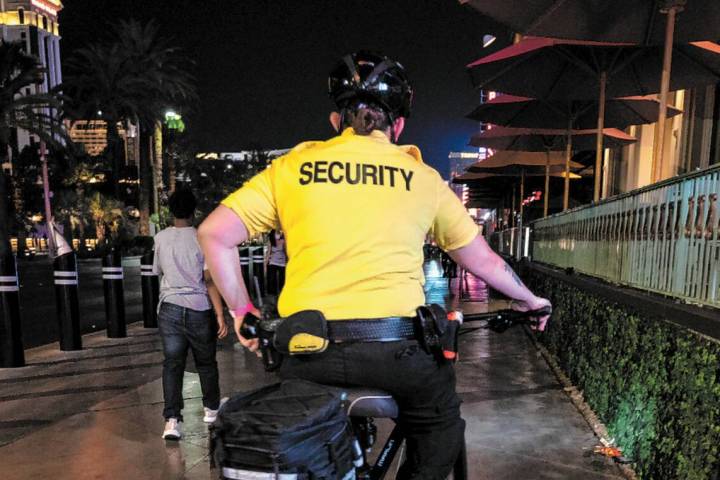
[59,0,507,176]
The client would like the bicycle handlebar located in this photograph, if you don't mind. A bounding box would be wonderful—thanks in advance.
[461,306,552,333]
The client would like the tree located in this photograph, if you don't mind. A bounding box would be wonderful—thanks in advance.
[114,20,196,235]
[87,191,125,247]
[63,43,139,198]
[0,41,65,257]
[63,21,196,235]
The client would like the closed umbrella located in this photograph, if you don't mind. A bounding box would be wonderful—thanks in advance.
[467,37,720,200]
[467,94,682,130]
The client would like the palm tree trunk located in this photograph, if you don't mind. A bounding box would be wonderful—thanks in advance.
[76,186,86,252]
[96,223,105,245]
[106,120,124,199]
[138,124,154,236]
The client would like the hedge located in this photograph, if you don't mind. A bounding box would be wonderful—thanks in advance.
[526,269,720,480]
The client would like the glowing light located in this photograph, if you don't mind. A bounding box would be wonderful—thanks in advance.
[31,0,59,17]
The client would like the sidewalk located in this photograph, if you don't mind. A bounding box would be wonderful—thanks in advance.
[0,261,625,479]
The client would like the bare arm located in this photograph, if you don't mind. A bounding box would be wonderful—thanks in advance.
[448,234,551,330]
[198,205,260,349]
[204,270,228,339]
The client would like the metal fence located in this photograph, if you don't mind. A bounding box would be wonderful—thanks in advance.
[491,226,531,260]
[530,164,720,308]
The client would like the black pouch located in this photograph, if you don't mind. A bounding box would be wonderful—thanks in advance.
[415,304,448,358]
[274,310,330,355]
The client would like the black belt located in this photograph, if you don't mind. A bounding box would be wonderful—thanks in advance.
[326,317,417,343]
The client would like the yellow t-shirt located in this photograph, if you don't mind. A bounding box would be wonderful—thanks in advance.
[222,128,478,319]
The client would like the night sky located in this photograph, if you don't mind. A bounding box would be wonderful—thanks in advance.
[59,0,507,176]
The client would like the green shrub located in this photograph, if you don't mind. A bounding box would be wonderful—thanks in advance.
[527,271,720,480]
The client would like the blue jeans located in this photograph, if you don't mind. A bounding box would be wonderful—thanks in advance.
[158,302,220,421]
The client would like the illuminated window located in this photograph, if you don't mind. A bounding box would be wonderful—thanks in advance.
[18,8,25,24]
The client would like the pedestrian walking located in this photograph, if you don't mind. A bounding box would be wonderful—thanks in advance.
[153,188,229,440]
[266,230,287,296]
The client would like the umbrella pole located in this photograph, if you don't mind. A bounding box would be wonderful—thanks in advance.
[544,151,550,217]
[651,4,679,183]
[594,71,607,203]
[511,184,516,227]
[563,128,572,211]
[519,168,525,221]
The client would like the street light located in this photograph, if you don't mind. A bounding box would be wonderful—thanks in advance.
[483,35,496,48]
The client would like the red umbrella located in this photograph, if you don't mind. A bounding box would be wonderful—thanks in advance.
[463,1,720,190]
[467,94,682,130]
[467,37,720,201]
[469,126,636,151]
[467,38,720,100]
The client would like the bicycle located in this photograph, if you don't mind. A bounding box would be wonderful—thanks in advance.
[231,306,551,480]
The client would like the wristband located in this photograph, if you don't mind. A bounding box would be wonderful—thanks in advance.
[230,302,255,319]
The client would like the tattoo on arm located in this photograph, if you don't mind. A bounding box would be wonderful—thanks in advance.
[504,262,524,287]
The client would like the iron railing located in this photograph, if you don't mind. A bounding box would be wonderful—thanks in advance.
[531,164,720,308]
[491,226,531,260]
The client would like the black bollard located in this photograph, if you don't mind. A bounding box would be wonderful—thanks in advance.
[0,254,24,367]
[53,252,82,350]
[239,246,251,286]
[140,252,159,328]
[251,246,265,298]
[102,251,126,338]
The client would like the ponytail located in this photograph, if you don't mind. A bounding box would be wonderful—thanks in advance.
[341,101,391,136]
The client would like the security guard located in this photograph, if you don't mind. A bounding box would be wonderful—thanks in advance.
[199,51,551,479]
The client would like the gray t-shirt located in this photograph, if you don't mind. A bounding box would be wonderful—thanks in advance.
[153,226,210,311]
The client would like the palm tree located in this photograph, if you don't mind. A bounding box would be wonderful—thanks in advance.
[115,20,196,235]
[62,43,138,198]
[0,41,65,257]
[63,20,196,235]
[87,191,124,246]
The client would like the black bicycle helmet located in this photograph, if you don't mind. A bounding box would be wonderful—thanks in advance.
[328,51,413,121]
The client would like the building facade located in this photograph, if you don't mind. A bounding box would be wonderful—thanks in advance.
[607,85,720,197]
[0,0,63,170]
[67,120,140,165]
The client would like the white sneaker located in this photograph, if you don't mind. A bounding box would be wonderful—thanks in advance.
[162,418,182,440]
[203,397,229,423]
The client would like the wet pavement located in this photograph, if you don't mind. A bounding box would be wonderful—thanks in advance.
[0,260,625,479]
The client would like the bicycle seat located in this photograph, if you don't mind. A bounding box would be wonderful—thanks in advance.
[344,387,399,419]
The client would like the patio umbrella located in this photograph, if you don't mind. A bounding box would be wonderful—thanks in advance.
[466,150,584,216]
[467,37,720,200]
[469,126,635,210]
[459,1,720,45]
[461,0,720,182]
[467,94,682,130]
[457,170,581,217]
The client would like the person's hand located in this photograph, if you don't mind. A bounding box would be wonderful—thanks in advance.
[233,307,263,353]
[216,315,229,339]
[511,296,552,331]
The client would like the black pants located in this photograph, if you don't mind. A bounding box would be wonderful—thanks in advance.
[158,302,220,421]
[278,339,465,480]
[266,264,286,295]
